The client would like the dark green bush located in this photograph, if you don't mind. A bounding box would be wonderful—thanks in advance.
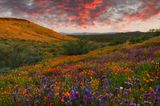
[62,39,97,55]
[151,31,160,37]
[129,32,160,44]
[0,44,43,71]
[0,39,65,71]
[129,36,150,44]
[9,44,43,68]
[109,37,127,45]
[0,45,12,68]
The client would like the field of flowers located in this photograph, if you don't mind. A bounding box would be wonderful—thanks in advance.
[0,37,160,106]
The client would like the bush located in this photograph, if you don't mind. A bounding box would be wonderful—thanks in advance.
[62,39,97,55]
[129,36,150,44]
[109,37,127,45]
[9,44,43,68]
[0,44,43,70]
[0,45,12,68]
[129,32,160,44]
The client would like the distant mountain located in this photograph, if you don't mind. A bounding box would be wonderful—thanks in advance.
[62,32,117,36]
[62,31,145,36]
[0,18,74,42]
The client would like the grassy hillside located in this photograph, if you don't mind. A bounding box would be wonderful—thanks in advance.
[0,35,159,105]
[0,18,75,71]
[0,39,100,71]
[0,18,74,41]
[0,39,65,71]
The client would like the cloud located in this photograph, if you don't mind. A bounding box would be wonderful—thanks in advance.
[0,0,160,32]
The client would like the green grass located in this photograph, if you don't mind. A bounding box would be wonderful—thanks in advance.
[0,39,63,72]
[129,32,160,44]
[62,39,99,55]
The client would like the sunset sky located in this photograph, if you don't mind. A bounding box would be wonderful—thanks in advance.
[0,0,160,33]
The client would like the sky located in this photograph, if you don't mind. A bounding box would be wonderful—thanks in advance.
[0,0,160,33]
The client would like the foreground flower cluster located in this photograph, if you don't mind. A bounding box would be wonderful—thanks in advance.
[0,47,160,106]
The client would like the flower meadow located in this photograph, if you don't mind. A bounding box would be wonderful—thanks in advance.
[0,45,160,106]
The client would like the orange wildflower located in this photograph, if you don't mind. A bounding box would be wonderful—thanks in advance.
[61,96,64,102]
[64,91,70,97]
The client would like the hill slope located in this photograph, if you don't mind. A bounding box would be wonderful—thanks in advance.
[0,36,160,105]
[70,31,160,43]
[0,18,73,41]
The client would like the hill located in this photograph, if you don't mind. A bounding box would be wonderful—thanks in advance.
[0,18,73,41]
[69,31,160,43]
[0,35,160,105]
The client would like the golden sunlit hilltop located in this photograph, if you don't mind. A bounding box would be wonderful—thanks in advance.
[0,18,73,41]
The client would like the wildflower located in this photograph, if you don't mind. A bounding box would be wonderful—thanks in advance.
[156,95,160,103]
[104,93,114,98]
[64,92,70,97]
[35,99,40,104]
[26,86,32,92]
[61,97,65,103]
[149,89,156,95]
[156,86,160,94]
[102,86,109,91]
[150,79,154,83]
[143,89,156,102]
[123,82,133,89]
[47,93,53,99]
[84,77,87,83]
[120,87,123,90]
[149,87,153,91]
[85,85,92,96]
[124,82,133,86]
[98,97,108,106]
[101,75,107,82]
[123,89,131,95]
[18,98,23,103]
[129,103,140,106]
[146,80,149,83]
[70,90,79,100]
[24,94,29,98]
[144,101,152,105]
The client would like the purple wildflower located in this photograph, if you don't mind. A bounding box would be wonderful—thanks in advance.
[156,86,160,94]
[85,85,92,96]
[84,77,87,83]
[124,82,133,86]
[18,98,23,103]
[47,93,52,99]
[26,86,32,92]
[103,93,114,98]
[70,90,79,100]
[24,94,29,98]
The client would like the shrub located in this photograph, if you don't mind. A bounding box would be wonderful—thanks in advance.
[129,36,150,44]
[9,44,43,68]
[62,39,97,55]
[0,44,43,70]
[109,37,126,45]
[129,32,160,44]
[0,45,12,68]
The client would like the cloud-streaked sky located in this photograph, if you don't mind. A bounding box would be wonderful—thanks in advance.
[0,0,160,33]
